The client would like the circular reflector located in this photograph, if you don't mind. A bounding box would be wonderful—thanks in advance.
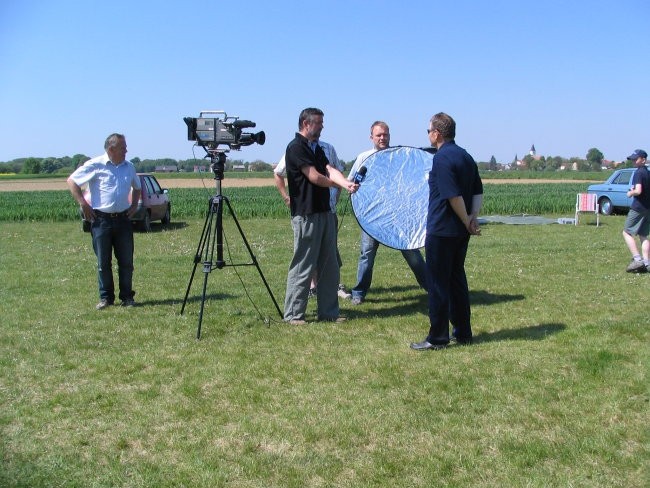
[351,146,432,250]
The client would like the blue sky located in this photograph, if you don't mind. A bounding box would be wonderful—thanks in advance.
[1,0,648,165]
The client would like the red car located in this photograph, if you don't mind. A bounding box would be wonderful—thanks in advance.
[81,173,171,232]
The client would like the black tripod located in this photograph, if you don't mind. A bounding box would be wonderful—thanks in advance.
[180,149,282,339]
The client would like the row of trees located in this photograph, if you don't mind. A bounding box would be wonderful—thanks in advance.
[0,148,628,175]
[0,156,275,175]
[477,148,610,172]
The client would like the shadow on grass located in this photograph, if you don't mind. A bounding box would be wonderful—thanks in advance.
[475,322,566,343]
[139,292,234,307]
[344,286,525,319]
[136,221,188,233]
[471,290,525,305]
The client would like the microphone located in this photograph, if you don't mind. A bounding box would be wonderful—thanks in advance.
[353,166,367,184]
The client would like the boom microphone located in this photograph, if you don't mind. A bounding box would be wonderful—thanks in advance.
[353,166,367,184]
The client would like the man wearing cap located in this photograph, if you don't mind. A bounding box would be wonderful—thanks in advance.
[622,149,650,273]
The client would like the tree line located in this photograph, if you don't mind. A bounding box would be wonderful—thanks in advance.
[0,147,631,175]
[0,156,276,175]
[476,148,619,172]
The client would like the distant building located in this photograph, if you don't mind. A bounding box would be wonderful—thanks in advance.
[155,165,177,173]
[514,144,542,168]
[602,159,624,169]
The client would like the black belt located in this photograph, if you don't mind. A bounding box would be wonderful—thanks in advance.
[94,209,129,218]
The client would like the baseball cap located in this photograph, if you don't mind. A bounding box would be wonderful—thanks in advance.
[627,149,648,160]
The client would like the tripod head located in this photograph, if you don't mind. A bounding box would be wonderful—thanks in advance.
[205,148,228,181]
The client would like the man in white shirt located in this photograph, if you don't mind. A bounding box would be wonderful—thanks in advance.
[67,133,142,310]
[347,121,428,305]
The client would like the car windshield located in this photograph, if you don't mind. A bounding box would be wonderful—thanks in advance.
[612,172,632,185]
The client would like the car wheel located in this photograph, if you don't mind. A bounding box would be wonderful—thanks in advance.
[161,205,171,225]
[599,197,613,216]
[140,212,152,232]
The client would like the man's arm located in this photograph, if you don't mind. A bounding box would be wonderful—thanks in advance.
[327,165,357,191]
[300,165,358,193]
[67,176,94,221]
[627,183,643,197]
[127,188,141,218]
[469,194,483,219]
[273,155,290,206]
[448,195,481,236]
[274,173,290,206]
[327,146,344,202]
[347,153,365,181]
[468,194,483,235]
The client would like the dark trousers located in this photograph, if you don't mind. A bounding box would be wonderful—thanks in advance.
[91,214,135,303]
[425,233,472,345]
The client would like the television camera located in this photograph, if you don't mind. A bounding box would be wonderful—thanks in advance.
[184,110,265,150]
[184,110,265,180]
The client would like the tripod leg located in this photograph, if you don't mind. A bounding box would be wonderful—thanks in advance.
[196,261,211,339]
[195,197,222,338]
[223,197,283,318]
[180,200,214,315]
[183,195,222,339]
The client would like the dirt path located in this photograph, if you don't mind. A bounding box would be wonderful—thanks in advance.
[0,178,277,192]
[0,177,594,192]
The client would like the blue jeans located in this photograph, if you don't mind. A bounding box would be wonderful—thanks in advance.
[351,230,428,300]
[91,214,135,303]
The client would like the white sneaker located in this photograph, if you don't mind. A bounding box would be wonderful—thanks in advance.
[337,284,351,299]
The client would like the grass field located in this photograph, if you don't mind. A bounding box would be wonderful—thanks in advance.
[1,209,648,486]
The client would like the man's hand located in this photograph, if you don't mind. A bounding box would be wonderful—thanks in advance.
[346,182,360,194]
[80,202,95,222]
[127,203,138,218]
[127,189,141,218]
[468,216,481,236]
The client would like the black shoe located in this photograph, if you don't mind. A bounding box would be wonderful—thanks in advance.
[410,340,447,351]
[626,259,646,273]
[451,335,473,346]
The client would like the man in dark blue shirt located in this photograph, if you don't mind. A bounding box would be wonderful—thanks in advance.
[622,149,650,273]
[411,113,483,350]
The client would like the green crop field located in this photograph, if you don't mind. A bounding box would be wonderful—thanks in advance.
[0,183,592,223]
[1,184,648,487]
